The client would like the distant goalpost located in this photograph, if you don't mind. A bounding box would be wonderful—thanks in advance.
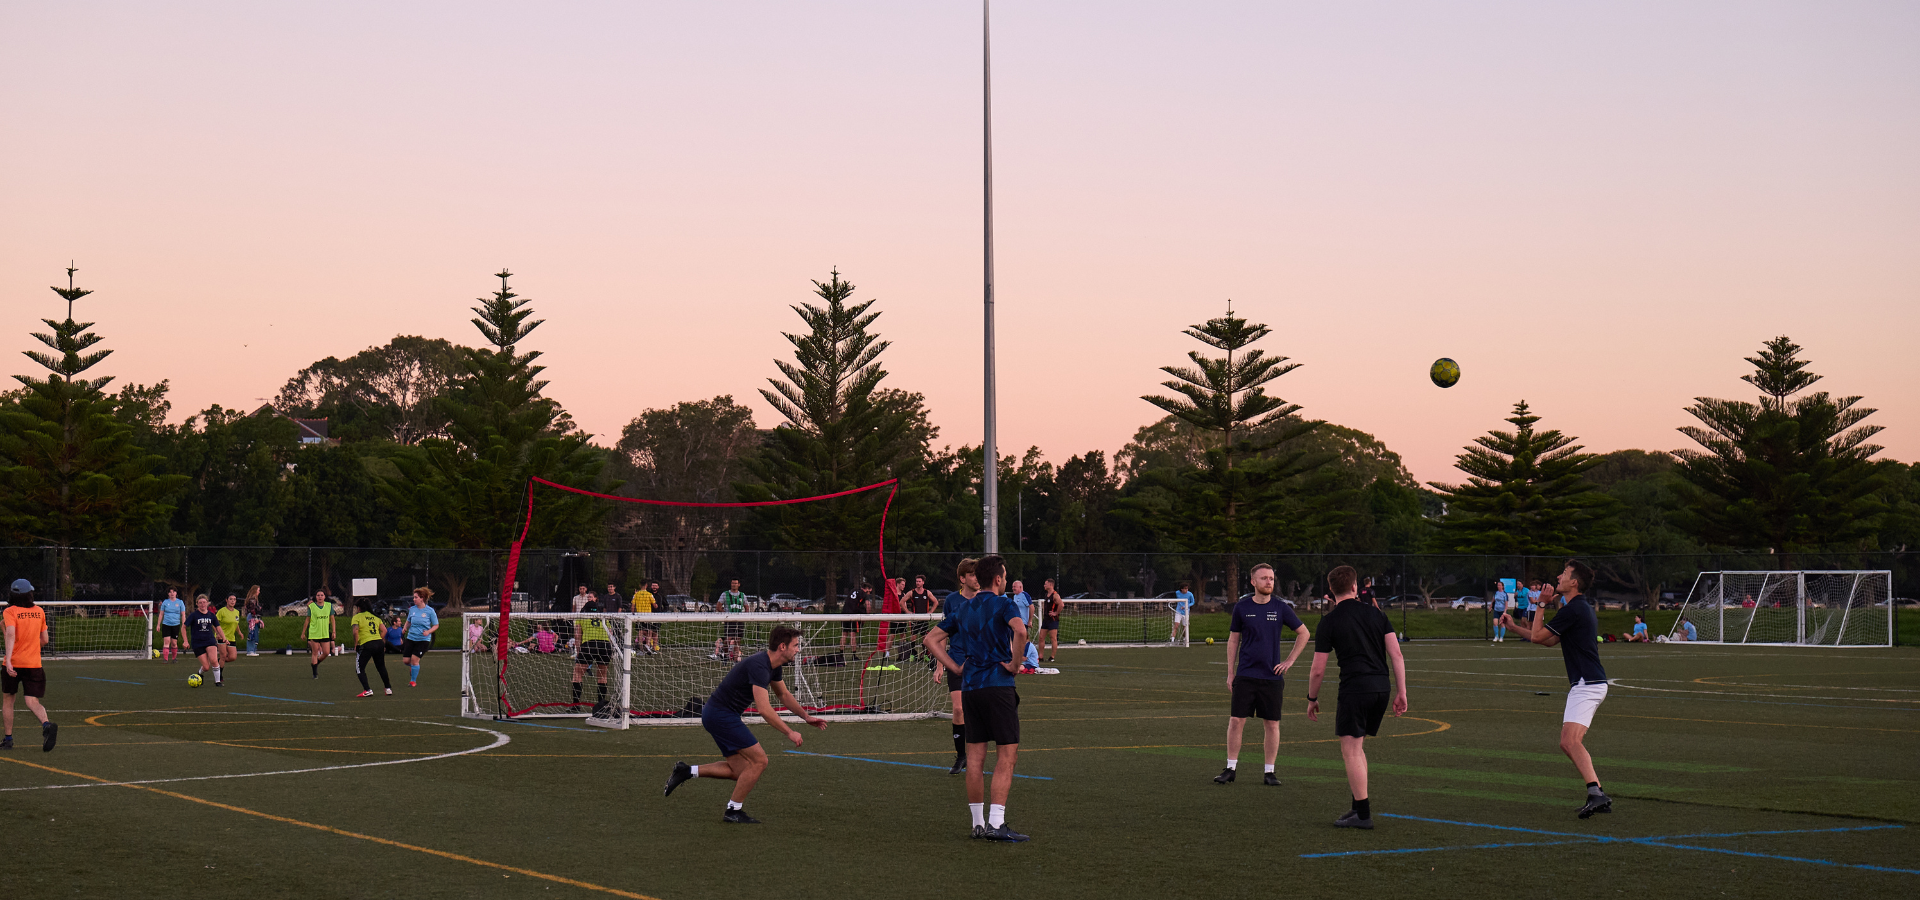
[37,601,153,660]
[1668,570,1893,647]
[1056,599,1187,648]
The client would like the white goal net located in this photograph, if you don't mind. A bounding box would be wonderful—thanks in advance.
[461,612,947,728]
[1057,599,1187,648]
[37,601,153,660]
[1670,571,1893,646]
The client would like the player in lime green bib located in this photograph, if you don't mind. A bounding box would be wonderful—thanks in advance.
[215,595,243,666]
[571,598,615,715]
[304,589,338,679]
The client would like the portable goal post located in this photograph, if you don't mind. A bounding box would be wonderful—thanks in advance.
[33,601,154,660]
[1668,570,1893,647]
[1055,599,1188,648]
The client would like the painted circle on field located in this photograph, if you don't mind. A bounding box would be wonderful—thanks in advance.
[0,710,509,793]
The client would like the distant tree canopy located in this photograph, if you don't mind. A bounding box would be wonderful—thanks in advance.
[1427,401,1619,556]
[276,335,465,444]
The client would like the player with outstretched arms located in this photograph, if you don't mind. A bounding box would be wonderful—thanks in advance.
[1215,563,1309,786]
[3,579,56,751]
[929,554,1031,842]
[663,624,826,823]
[1499,559,1614,818]
[925,559,979,775]
[1306,565,1408,829]
[403,587,438,687]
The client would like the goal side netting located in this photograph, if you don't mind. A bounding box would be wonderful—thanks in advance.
[461,612,947,727]
[36,601,154,660]
[1057,599,1187,648]
[1668,571,1893,647]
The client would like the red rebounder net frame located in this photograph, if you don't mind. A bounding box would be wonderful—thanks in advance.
[494,475,901,709]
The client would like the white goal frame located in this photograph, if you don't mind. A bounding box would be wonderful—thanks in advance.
[460,612,946,728]
[36,601,154,660]
[1669,570,1893,647]
[1057,599,1188,648]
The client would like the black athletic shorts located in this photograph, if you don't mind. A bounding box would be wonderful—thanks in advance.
[190,641,219,658]
[1041,617,1060,631]
[961,686,1020,746]
[159,623,183,641]
[1335,691,1390,738]
[1230,676,1284,721]
[2,666,46,698]
[722,622,745,640]
[946,666,964,693]
[577,639,613,667]
[403,639,432,658]
[840,620,861,633]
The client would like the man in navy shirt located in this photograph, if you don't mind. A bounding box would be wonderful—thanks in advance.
[925,558,980,775]
[1215,563,1309,786]
[663,624,826,824]
[1307,565,1408,829]
[1499,559,1613,819]
[927,554,1029,842]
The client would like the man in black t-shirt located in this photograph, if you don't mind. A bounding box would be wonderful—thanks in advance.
[840,584,870,650]
[1499,559,1613,819]
[903,576,937,663]
[1306,565,1407,829]
[663,624,825,824]
[1215,563,1309,786]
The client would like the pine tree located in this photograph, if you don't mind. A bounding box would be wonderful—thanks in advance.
[1427,401,1617,556]
[386,271,606,555]
[1673,336,1888,554]
[0,268,180,597]
[737,270,927,597]
[1136,302,1318,599]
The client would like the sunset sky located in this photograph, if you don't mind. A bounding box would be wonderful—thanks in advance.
[4,1,1915,484]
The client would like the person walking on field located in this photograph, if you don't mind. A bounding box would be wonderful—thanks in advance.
[242,586,265,656]
[304,589,338,678]
[1172,581,1195,644]
[838,582,869,653]
[1498,559,1614,819]
[903,575,937,664]
[216,594,243,666]
[3,579,57,751]
[632,580,661,655]
[156,587,186,662]
[184,595,229,687]
[402,587,439,687]
[1306,565,1409,829]
[350,599,394,697]
[1039,579,1063,663]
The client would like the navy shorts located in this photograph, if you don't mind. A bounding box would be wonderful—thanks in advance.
[701,707,759,757]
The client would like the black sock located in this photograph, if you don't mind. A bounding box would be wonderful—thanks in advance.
[358,672,369,690]
[596,683,607,702]
[571,681,582,705]
[311,663,318,677]
[1353,797,1371,819]
[1587,781,1603,796]
[953,730,965,757]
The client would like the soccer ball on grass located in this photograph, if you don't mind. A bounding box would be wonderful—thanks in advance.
[187,674,203,688]
[1205,637,1214,645]
[1076,639,1087,645]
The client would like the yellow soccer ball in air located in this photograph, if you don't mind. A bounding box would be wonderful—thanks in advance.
[1431,357,1462,388]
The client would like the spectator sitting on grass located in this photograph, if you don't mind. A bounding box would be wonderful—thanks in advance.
[1626,615,1650,642]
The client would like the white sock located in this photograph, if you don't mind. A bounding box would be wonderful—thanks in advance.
[689,766,699,778]
[969,803,985,828]
[988,804,1006,828]
[1226,759,1238,769]
[726,800,742,811]
[1263,764,1275,774]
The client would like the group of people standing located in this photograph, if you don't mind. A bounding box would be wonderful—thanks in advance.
[152,585,440,696]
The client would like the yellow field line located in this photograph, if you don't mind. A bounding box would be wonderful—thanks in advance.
[0,756,664,900]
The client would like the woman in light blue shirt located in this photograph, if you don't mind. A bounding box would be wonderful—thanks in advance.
[157,588,186,662]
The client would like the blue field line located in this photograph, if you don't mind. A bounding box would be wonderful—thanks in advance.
[75,676,144,685]
[1637,840,1920,876]
[1300,839,1578,858]
[1377,813,1594,839]
[226,692,332,705]
[441,715,601,733]
[1652,824,1903,841]
[786,750,1054,780]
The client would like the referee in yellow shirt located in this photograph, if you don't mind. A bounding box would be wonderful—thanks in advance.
[632,580,660,655]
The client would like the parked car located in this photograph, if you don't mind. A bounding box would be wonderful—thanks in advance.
[659,594,697,612]
[1448,597,1487,610]
[766,593,808,611]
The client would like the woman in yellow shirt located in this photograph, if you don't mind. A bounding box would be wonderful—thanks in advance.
[349,600,393,697]
[216,595,243,666]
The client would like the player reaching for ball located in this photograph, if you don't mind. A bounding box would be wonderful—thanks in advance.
[1498,559,1613,819]
[1306,565,1408,829]
[662,624,826,823]
[184,595,228,687]
[1215,563,1309,786]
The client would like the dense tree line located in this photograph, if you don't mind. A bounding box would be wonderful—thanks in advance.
[2,267,1913,604]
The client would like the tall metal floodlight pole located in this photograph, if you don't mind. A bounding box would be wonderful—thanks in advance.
[982,0,1001,554]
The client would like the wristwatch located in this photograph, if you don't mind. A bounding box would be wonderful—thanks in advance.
[1306,696,1318,703]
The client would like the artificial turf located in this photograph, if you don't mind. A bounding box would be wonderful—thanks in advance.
[3,637,1915,899]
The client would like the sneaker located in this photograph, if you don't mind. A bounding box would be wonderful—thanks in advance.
[1213,767,1236,784]
[983,824,1030,842]
[1577,791,1613,819]
[1333,810,1374,829]
[246,651,259,657]
[0,735,11,750]
[408,681,417,688]
[358,690,374,698]
[1263,772,1281,787]
[663,761,694,797]
[722,808,761,824]
[949,755,966,775]
[970,824,987,840]
[41,720,57,753]
[384,688,393,695]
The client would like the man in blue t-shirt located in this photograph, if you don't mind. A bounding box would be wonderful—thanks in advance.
[927,554,1029,843]
[1215,563,1309,787]
[156,589,187,662]
[1499,559,1613,819]
[662,624,825,824]
[1009,580,1040,671]
[926,558,981,775]
[1172,582,1195,644]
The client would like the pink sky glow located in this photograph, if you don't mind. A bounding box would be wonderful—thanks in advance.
[4,2,1916,484]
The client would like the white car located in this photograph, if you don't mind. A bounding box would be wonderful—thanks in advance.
[766,593,808,611]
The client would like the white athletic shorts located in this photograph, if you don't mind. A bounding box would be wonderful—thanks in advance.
[1564,679,1608,727]
[1172,612,1188,624]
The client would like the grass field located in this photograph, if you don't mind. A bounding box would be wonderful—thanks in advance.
[4,638,1916,899]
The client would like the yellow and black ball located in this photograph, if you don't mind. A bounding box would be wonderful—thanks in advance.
[1430,357,1461,388]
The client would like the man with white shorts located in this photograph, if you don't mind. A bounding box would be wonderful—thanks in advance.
[1171,582,1194,644]
[1499,558,1612,819]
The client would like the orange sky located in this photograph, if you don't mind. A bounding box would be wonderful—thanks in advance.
[4,2,1916,484]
